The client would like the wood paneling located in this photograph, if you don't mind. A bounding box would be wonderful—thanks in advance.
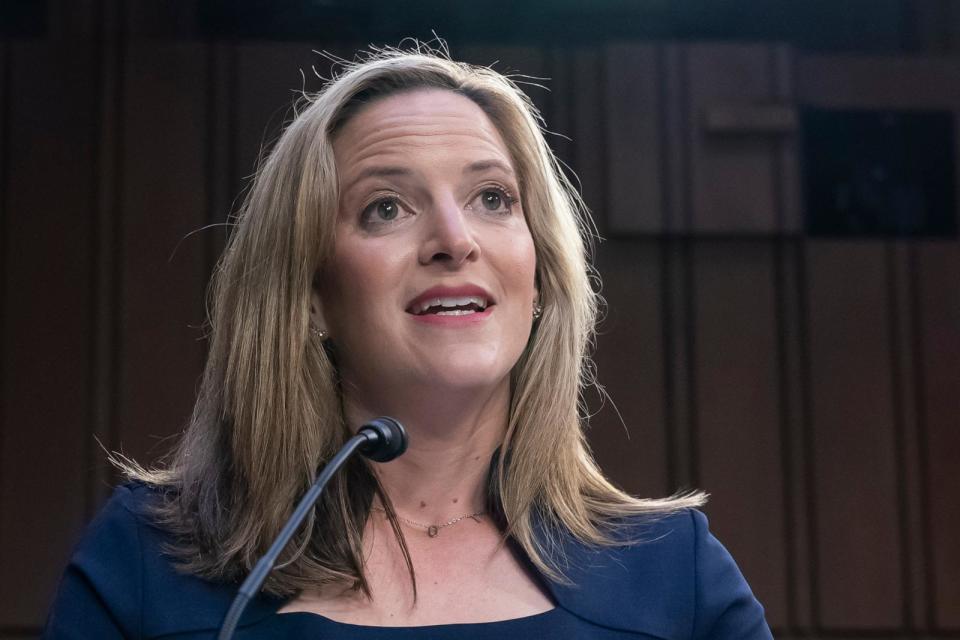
[90,0,124,508]
[889,244,928,629]
[772,49,801,234]
[692,242,787,626]
[663,241,697,489]
[206,42,236,269]
[591,242,669,497]
[917,243,960,629]
[778,240,814,629]
[604,43,799,234]
[661,45,687,235]
[568,47,606,232]
[604,44,664,233]
[799,55,960,109]
[806,243,902,628]
[685,44,789,233]
[115,42,209,464]
[0,41,98,628]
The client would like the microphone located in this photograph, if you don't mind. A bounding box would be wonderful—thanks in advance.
[217,417,408,640]
[356,416,408,462]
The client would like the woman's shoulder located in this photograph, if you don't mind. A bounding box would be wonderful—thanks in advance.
[44,482,278,639]
[542,508,772,640]
[91,479,163,528]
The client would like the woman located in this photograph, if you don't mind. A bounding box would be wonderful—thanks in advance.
[44,45,773,638]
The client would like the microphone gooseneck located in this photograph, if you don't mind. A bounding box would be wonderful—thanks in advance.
[217,417,408,640]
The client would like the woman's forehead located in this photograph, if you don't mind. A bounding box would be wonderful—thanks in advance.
[332,88,514,173]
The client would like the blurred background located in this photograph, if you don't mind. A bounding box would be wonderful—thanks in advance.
[1,1,959,638]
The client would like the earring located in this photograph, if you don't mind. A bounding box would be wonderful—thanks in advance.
[310,326,328,340]
[532,301,543,320]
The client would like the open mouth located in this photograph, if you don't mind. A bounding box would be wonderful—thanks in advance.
[407,296,491,316]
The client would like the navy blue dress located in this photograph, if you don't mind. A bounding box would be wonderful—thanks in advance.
[43,483,773,639]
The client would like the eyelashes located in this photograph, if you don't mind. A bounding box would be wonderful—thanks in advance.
[358,184,519,229]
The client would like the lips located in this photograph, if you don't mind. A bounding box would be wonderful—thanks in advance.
[406,285,495,316]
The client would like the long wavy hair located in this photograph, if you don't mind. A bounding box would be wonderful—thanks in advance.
[124,42,705,598]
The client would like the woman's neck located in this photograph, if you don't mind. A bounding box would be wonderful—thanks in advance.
[341,380,509,523]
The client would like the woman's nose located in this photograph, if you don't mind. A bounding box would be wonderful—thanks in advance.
[418,196,481,266]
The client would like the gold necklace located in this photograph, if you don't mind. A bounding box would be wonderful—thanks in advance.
[371,506,485,538]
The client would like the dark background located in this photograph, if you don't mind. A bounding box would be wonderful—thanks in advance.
[2,1,959,637]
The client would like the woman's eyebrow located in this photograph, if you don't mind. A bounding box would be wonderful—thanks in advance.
[463,159,515,177]
[345,160,515,194]
[344,166,412,194]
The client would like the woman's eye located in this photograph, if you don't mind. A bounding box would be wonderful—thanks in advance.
[471,188,515,215]
[360,197,406,227]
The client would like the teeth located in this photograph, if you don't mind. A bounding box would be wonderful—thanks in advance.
[412,295,488,315]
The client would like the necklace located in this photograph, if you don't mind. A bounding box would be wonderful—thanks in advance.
[371,506,485,538]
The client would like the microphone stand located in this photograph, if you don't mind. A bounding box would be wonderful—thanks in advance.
[217,418,407,640]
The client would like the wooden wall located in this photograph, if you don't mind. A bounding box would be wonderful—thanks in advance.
[1,7,958,639]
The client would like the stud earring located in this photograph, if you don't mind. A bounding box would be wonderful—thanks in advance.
[532,302,543,320]
[310,326,328,340]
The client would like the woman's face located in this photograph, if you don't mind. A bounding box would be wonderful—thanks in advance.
[315,89,538,410]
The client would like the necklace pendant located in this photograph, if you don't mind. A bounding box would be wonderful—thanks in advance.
[427,525,439,538]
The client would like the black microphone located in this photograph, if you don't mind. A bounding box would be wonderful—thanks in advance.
[217,417,408,640]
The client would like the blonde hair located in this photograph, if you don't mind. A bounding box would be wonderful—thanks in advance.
[126,42,705,597]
